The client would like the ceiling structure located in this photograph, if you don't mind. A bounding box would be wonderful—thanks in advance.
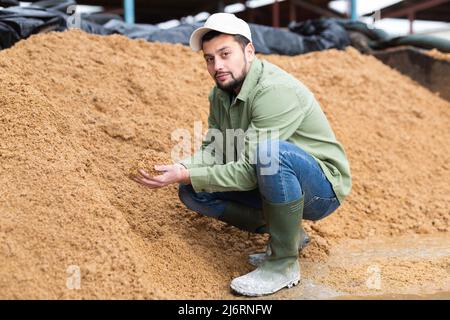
[76,0,343,26]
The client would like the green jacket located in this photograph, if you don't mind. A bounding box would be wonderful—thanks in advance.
[181,57,351,204]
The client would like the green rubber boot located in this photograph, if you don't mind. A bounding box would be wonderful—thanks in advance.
[218,201,266,234]
[230,197,304,296]
[247,225,310,267]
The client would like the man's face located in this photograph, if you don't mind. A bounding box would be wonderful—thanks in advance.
[202,34,255,93]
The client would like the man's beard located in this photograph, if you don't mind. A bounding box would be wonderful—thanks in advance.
[215,62,247,93]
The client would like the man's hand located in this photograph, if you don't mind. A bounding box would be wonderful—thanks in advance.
[132,163,190,189]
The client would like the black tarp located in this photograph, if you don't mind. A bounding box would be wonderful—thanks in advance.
[0,0,352,54]
[29,0,76,13]
[5,1,447,55]
[335,19,450,53]
[375,34,450,53]
[103,19,161,40]
[0,2,111,50]
[0,0,19,8]
[250,19,350,55]
[0,7,66,49]
[102,19,351,56]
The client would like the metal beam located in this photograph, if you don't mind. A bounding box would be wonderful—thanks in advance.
[217,0,225,12]
[408,10,415,34]
[382,0,450,18]
[123,0,135,23]
[289,0,297,22]
[272,0,280,27]
[350,0,357,21]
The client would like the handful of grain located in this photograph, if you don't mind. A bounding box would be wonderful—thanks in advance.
[129,149,172,179]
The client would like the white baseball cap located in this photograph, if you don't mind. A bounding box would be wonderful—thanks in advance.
[189,13,252,52]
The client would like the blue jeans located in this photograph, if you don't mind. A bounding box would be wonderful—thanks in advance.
[178,140,340,222]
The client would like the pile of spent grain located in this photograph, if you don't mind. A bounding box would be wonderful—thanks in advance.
[0,30,449,299]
